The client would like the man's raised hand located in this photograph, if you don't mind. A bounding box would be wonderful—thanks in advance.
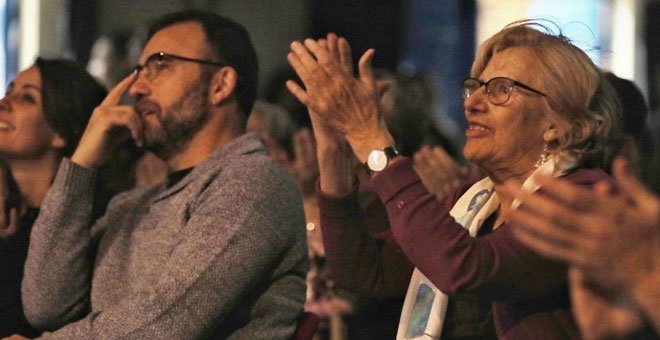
[71,73,144,168]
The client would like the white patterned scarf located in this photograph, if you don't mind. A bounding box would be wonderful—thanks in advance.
[396,155,573,339]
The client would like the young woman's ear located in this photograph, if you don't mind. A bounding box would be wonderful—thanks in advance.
[210,67,238,106]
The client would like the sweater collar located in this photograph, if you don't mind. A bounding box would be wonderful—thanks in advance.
[153,132,266,201]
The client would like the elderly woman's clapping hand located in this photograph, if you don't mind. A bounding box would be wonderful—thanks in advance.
[505,158,660,293]
[286,34,394,162]
[504,158,660,337]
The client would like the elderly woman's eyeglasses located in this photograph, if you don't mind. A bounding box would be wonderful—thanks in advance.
[133,52,227,81]
[462,77,546,105]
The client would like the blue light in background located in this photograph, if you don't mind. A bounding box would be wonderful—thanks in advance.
[400,0,476,143]
[0,0,5,94]
[528,0,604,65]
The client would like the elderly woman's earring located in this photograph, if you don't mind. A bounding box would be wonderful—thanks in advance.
[534,143,550,168]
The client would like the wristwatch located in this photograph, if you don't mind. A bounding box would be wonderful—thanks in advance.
[365,146,400,173]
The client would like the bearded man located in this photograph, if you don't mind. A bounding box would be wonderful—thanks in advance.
[20,10,307,339]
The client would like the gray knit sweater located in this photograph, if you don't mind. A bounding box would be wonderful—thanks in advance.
[23,133,308,339]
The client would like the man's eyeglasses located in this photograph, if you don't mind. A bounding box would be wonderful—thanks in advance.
[133,52,227,82]
[462,77,546,105]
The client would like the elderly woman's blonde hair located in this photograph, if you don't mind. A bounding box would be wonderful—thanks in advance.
[471,20,621,169]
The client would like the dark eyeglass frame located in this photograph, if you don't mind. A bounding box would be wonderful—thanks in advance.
[133,52,228,81]
[462,77,546,105]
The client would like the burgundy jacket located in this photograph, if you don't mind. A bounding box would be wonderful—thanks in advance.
[320,157,612,339]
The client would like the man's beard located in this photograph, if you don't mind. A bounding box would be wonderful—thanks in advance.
[140,80,210,161]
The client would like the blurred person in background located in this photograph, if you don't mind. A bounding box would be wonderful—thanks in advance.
[375,69,473,203]
[374,69,457,159]
[87,29,144,90]
[604,72,654,174]
[247,100,347,339]
[247,101,298,173]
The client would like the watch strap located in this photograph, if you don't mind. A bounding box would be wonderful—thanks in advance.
[382,146,400,159]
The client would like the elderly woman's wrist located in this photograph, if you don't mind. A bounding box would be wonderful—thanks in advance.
[317,152,357,197]
[319,173,356,197]
[346,129,395,162]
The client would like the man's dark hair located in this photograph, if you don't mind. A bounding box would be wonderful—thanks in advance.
[36,57,107,156]
[147,10,259,120]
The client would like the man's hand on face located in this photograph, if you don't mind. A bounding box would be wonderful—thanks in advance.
[71,73,144,168]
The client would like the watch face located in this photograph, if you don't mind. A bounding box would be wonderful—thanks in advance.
[367,149,388,172]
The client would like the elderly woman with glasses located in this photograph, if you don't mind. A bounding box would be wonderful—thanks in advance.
[287,20,620,340]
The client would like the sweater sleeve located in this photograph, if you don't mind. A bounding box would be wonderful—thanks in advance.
[369,158,597,300]
[319,182,415,296]
[22,158,99,329]
[26,157,307,339]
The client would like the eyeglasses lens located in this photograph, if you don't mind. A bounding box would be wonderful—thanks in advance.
[486,79,514,105]
[462,79,480,100]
